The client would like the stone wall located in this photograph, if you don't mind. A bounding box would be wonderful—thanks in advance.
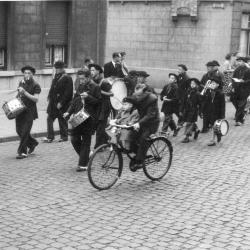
[8,1,44,70]
[105,0,234,87]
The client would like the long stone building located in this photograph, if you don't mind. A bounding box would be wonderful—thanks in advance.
[0,0,250,89]
[105,0,250,87]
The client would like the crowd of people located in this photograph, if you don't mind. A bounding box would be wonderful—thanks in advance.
[12,51,250,172]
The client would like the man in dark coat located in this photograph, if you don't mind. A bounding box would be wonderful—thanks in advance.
[15,65,41,159]
[160,73,179,136]
[233,62,250,125]
[231,57,249,125]
[63,69,101,172]
[124,83,160,171]
[44,61,73,142]
[177,64,189,127]
[124,70,138,96]
[104,52,124,78]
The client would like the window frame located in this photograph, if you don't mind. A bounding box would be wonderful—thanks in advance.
[44,45,67,67]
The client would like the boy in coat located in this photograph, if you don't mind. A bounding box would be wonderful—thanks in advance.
[201,77,226,146]
[181,78,201,143]
[160,73,179,136]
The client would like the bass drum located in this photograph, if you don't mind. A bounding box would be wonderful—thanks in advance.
[108,78,127,110]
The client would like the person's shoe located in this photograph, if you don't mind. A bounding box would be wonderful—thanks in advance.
[173,129,179,137]
[28,142,39,154]
[16,153,28,159]
[181,137,189,143]
[217,134,222,143]
[76,165,87,172]
[58,138,68,142]
[89,150,94,157]
[194,130,200,140]
[159,131,170,137]
[42,137,53,143]
[235,122,242,126]
[207,141,216,146]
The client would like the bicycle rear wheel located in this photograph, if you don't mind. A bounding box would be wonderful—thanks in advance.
[143,136,173,181]
[88,143,123,190]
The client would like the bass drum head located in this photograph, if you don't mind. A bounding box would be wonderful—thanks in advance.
[110,79,127,110]
[220,120,229,136]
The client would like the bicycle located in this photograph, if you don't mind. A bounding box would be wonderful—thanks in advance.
[87,124,173,190]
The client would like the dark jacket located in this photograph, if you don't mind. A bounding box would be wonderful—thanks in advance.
[160,83,178,114]
[182,88,201,123]
[125,92,160,127]
[104,61,124,78]
[201,89,225,124]
[47,73,73,118]
[73,80,102,120]
[200,70,224,91]
[233,66,250,100]
[177,72,189,111]
[18,78,41,120]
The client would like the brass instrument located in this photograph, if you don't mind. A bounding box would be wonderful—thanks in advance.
[201,80,212,95]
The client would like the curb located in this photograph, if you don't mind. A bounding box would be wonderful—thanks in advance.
[0,131,60,143]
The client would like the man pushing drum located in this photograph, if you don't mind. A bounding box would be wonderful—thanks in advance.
[15,66,41,159]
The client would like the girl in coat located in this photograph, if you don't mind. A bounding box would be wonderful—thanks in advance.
[181,78,201,143]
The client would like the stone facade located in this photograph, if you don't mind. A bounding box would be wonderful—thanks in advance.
[105,0,250,87]
[0,0,107,89]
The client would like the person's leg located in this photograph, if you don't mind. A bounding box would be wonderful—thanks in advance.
[201,114,209,132]
[16,112,33,156]
[182,122,192,143]
[70,134,82,156]
[162,114,171,132]
[47,115,55,140]
[95,120,109,149]
[78,132,92,167]
[58,114,68,140]
[235,99,247,124]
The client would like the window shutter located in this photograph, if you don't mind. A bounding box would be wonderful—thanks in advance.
[0,3,7,48]
[46,2,68,45]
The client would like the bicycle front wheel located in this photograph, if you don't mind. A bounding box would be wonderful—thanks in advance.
[88,143,123,190]
[143,136,173,181]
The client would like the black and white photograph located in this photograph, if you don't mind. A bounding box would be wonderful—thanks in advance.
[1,0,250,249]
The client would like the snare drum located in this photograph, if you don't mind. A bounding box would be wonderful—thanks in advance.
[213,119,229,136]
[68,108,90,128]
[2,98,26,120]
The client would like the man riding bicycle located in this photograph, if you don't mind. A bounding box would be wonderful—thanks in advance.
[123,83,160,171]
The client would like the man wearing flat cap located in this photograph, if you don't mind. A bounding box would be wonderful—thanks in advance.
[44,61,73,143]
[15,65,41,159]
[177,64,189,128]
[124,70,138,96]
[136,71,157,94]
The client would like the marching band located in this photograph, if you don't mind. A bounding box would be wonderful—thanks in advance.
[3,52,250,172]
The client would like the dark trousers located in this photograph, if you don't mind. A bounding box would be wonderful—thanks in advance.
[47,114,68,140]
[235,99,247,123]
[95,119,109,149]
[135,123,159,162]
[202,114,211,131]
[162,114,177,132]
[16,110,38,155]
[70,119,93,167]
[184,122,198,136]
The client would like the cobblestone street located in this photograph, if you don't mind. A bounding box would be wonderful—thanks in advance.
[1,103,250,250]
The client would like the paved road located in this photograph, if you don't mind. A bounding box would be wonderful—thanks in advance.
[1,104,250,250]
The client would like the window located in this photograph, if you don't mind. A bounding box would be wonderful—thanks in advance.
[45,45,67,67]
[239,14,250,56]
[0,2,7,69]
[0,49,5,68]
[45,1,68,67]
